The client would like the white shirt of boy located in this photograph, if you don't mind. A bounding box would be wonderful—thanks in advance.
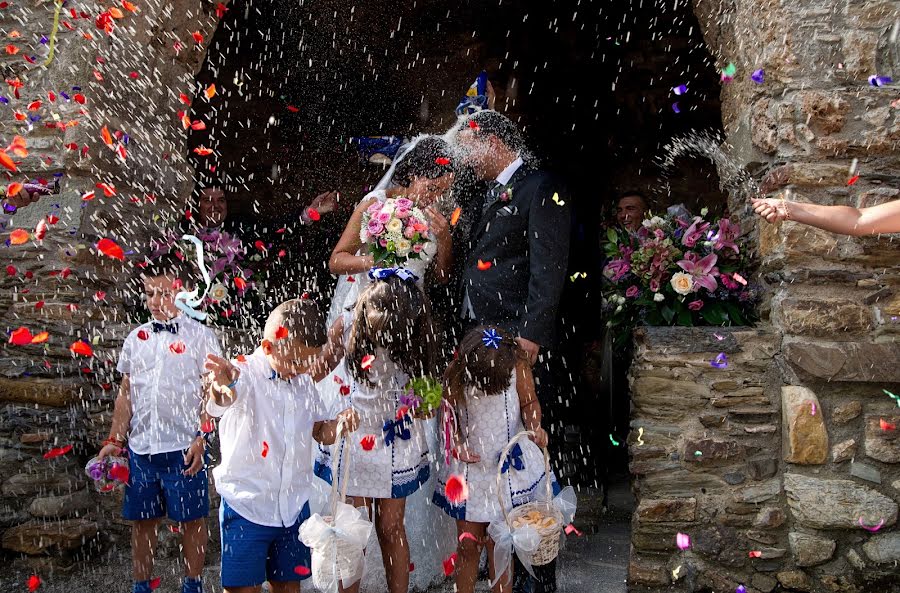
[117,314,222,456]
[207,347,332,528]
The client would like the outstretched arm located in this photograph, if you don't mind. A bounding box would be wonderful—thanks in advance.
[752,198,900,236]
[310,316,346,383]
[329,197,378,275]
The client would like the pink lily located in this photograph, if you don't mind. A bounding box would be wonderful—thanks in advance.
[677,252,719,292]
[711,218,740,254]
[680,216,710,248]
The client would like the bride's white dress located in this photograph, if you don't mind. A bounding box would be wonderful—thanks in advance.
[311,188,455,591]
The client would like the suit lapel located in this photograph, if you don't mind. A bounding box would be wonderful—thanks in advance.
[472,167,531,240]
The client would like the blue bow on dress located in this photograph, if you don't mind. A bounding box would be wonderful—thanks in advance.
[500,443,525,473]
[151,321,179,334]
[383,414,413,446]
[368,267,419,283]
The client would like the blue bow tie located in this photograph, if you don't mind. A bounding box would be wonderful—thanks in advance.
[383,414,412,446]
[500,443,525,474]
[151,321,179,334]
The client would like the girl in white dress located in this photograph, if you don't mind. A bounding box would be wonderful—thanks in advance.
[433,326,558,593]
[315,274,437,593]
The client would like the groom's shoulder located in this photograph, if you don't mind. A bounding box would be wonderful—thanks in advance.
[518,168,565,193]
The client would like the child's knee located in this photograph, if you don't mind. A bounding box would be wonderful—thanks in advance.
[375,515,405,539]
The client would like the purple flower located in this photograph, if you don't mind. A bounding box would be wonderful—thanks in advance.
[367,219,385,236]
[626,285,640,298]
[688,300,704,311]
[395,198,414,210]
[649,278,660,292]
[711,219,740,254]
[680,216,711,248]
[677,252,719,292]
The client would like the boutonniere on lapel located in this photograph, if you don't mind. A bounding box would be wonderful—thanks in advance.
[499,186,513,202]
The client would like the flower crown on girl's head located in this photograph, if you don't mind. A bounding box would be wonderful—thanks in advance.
[481,328,502,349]
[368,267,419,283]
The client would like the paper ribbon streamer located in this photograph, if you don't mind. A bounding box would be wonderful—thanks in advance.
[43,0,64,67]
[299,501,373,593]
[487,520,541,587]
[174,234,211,321]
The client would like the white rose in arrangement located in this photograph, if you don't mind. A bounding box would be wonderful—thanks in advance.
[386,218,403,234]
[670,272,694,295]
[208,283,228,302]
[642,216,666,229]
[396,239,412,257]
[653,292,665,302]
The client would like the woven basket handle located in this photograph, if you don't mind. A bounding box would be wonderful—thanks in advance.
[329,417,352,519]
[495,430,552,528]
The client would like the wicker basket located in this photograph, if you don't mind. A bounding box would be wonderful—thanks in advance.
[316,422,369,587]
[495,430,563,567]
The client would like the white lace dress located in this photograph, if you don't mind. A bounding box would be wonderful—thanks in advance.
[433,372,559,524]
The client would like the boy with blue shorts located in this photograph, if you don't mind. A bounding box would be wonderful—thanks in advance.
[204,297,357,593]
[98,254,222,593]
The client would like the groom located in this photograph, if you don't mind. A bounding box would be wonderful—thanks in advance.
[455,110,570,593]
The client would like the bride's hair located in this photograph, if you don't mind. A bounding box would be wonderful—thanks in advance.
[346,276,436,386]
[444,326,526,403]
[390,136,454,187]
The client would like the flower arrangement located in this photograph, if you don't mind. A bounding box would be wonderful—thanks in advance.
[601,210,757,343]
[401,376,443,414]
[360,197,431,267]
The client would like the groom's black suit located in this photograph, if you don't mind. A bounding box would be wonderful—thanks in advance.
[460,165,571,347]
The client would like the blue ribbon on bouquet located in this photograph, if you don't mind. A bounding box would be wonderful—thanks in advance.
[368,267,419,283]
[383,414,413,446]
[456,70,489,115]
[500,443,525,473]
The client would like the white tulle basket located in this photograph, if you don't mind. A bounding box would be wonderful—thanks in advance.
[496,431,563,566]
[300,422,372,592]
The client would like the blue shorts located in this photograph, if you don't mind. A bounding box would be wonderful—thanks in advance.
[219,500,313,588]
[122,447,209,523]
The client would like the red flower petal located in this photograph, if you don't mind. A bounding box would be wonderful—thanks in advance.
[169,341,186,354]
[261,441,269,457]
[360,435,376,451]
[9,327,33,345]
[880,418,896,431]
[450,207,462,226]
[69,341,93,356]
[307,208,320,221]
[137,330,149,341]
[293,565,311,577]
[442,552,458,576]
[201,420,215,434]
[97,238,125,261]
[435,157,451,166]
[274,325,289,340]
[149,577,161,590]
[27,575,41,592]
[43,445,73,459]
[108,462,129,483]
[31,331,49,344]
[409,562,415,572]
[458,531,477,543]
[234,277,247,291]
[5,265,15,276]
[476,259,492,271]
[361,354,376,370]
[339,385,351,396]
[445,474,469,504]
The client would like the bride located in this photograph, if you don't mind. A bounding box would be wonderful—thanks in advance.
[317,134,458,591]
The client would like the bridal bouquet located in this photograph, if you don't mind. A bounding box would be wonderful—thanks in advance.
[360,197,431,267]
[601,209,758,344]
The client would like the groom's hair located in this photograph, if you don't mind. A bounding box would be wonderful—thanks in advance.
[467,110,526,154]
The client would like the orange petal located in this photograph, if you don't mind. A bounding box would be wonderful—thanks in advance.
[204,84,216,100]
[30,331,49,344]
[450,207,462,226]
[6,182,22,197]
[100,125,113,146]
[10,228,29,245]
[0,151,15,172]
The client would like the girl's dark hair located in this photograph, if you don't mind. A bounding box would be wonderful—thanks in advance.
[390,136,454,187]
[444,325,524,404]
[346,276,436,385]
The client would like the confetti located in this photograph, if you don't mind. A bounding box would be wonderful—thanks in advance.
[858,517,885,532]
[27,575,41,592]
[710,353,728,369]
[880,418,896,431]
[751,69,765,84]
[234,277,247,291]
[736,586,747,593]
[445,474,469,503]
[551,192,565,206]
[868,75,892,87]
[306,208,320,221]
[435,156,451,166]
[672,102,680,114]
[10,229,30,244]
[721,62,736,83]
[43,445,73,459]
[636,426,645,446]
[31,332,49,344]
[69,341,93,357]
[810,402,817,416]
[274,326,289,340]
[293,565,310,577]
[442,552,458,576]
[9,327,35,345]
[458,531,478,543]
[261,441,269,458]
[149,577,160,590]
[609,433,620,446]
[361,354,376,370]
[847,174,860,186]
[97,238,125,261]
[676,532,690,550]
[169,341,186,354]
[565,523,583,536]
[450,206,462,226]
[360,435,376,451]
[672,84,687,95]
[34,218,48,241]
[748,550,762,558]
[476,259,492,271]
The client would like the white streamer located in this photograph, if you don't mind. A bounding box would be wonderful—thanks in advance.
[299,501,373,593]
[174,234,210,321]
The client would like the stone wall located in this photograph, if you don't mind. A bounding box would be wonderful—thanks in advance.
[627,1,900,591]
[0,0,224,572]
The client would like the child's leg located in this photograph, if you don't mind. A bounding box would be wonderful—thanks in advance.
[180,518,208,578]
[267,583,300,593]
[455,521,487,593]
[338,496,372,593]
[373,498,409,593]
[486,535,513,593]
[131,519,161,582]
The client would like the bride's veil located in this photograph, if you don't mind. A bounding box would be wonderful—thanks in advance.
[325,134,432,327]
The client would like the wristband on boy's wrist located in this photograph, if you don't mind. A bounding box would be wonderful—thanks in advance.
[102,437,124,448]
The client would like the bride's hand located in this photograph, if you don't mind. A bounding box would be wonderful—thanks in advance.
[425,207,451,247]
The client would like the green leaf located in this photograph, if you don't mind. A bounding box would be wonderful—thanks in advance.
[661,304,675,324]
[606,227,619,245]
[724,302,747,325]
[674,299,692,327]
[700,303,727,326]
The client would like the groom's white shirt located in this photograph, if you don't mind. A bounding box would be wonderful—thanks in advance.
[462,156,524,320]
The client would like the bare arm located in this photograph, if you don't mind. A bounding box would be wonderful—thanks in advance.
[310,316,346,383]
[329,197,378,275]
[99,375,132,457]
[204,354,240,410]
[313,407,359,445]
[752,198,900,236]
[514,357,548,447]
[425,206,453,284]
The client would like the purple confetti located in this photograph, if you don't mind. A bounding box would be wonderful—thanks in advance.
[60,92,70,100]
[751,69,764,84]
[39,36,49,44]
[672,102,681,114]
[711,353,728,369]
[0,96,8,104]
[72,86,81,91]
[673,84,688,96]
[29,115,41,122]
[869,75,892,87]
[736,586,747,593]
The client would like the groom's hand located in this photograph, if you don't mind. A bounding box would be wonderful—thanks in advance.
[516,337,540,366]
